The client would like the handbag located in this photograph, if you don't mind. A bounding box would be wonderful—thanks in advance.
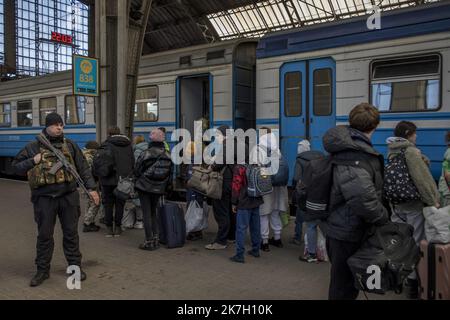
[186,166,224,200]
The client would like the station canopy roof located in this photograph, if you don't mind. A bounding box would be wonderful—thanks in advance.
[142,0,441,54]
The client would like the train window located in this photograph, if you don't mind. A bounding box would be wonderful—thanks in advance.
[370,54,441,112]
[0,103,11,127]
[65,95,88,125]
[17,101,33,127]
[284,72,302,117]
[134,86,158,122]
[313,69,332,116]
[39,97,57,126]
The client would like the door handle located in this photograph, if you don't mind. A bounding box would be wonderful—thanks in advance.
[310,118,313,124]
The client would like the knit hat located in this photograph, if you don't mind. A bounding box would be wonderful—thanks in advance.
[45,112,64,127]
[297,140,311,154]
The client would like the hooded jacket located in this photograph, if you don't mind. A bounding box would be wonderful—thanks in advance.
[134,141,173,194]
[12,129,96,202]
[98,135,134,186]
[134,141,149,162]
[386,137,439,207]
[324,126,388,243]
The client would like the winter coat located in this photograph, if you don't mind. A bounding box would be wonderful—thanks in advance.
[324,126,389,243]
[247,133,288,215]
[134,141,173,194]
[386,137,439,207]
[12,131,96,201]
[134,141,148,162]
[98,135,134,186]
[439,148,450,200]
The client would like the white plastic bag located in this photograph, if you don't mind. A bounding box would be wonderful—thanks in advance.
[316,228,329,262]
[423,205,450,244]
[121,200,136,229]
[303,226,329,262]
[185,200,206,234]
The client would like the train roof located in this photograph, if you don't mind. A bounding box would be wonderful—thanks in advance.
[256,1,450,59]
[0,70,71,97]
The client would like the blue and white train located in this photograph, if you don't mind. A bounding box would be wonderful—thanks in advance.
[0,2,449,183]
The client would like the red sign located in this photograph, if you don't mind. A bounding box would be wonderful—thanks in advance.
[51,32,73,45]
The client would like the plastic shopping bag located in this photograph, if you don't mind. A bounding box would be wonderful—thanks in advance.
[185,200,206,234]
[423,205,450,244]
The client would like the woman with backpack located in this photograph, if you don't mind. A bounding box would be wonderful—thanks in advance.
[134,129,173,251]
[256,130,289,252]
[385,121,440,298]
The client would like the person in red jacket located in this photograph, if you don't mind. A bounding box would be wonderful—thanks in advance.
[230,163,264,263]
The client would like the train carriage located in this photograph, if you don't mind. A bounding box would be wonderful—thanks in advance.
[256,1,450,183]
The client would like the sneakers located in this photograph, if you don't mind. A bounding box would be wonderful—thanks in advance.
[134,221,144,229]
[229,255,245,263]
[139,240,159,251]
[299,253,318,263]
[30,271,50,287]
[261,243,270,252]
[205,242,227,250]
[269,237,283,248]
[83,223,100,233]
[114,227,122,237]
[247,250,260,258]
[105,226,114,238]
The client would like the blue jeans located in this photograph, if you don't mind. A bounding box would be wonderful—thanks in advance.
[294,208,304,241]
[306,221,319,255]
[235,208,261,258]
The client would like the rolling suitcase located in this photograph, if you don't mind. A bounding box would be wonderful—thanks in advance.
[417,240,450,300]
[158,199,186,249]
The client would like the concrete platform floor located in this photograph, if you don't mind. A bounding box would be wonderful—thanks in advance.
[0,179,403,300]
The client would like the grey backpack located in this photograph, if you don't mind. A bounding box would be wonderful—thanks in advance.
[114,176,136,201]
[246,164,273,197]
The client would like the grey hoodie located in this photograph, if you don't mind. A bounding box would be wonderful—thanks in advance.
[386,137,439,207]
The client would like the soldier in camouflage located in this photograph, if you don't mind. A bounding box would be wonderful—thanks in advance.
[82,141,102,232]
[12,113,100,287]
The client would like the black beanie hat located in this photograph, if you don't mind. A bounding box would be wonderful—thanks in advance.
[45,112,64,127]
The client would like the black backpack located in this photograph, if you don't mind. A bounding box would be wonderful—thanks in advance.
[297,150,378,222]
[383,149,420,204]
[347,222,420,295]
[92,145,115,178]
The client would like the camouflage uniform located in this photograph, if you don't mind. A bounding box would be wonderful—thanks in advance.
[82,148,101,225]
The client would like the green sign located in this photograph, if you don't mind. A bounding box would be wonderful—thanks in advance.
[73,55,99,97]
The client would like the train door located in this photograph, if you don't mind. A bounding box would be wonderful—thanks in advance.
[280,58,336,185]
[175,74,212,188]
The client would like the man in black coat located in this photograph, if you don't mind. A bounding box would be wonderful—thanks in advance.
[97,126,134,237]
[12,112,99,287]
[323,103,389,300]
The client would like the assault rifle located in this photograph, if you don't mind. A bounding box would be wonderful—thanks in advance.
[36,133,94,202]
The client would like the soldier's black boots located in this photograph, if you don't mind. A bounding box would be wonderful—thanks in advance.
[30,272,49,287]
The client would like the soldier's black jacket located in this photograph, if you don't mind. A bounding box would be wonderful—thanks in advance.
[12,130,96,202]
